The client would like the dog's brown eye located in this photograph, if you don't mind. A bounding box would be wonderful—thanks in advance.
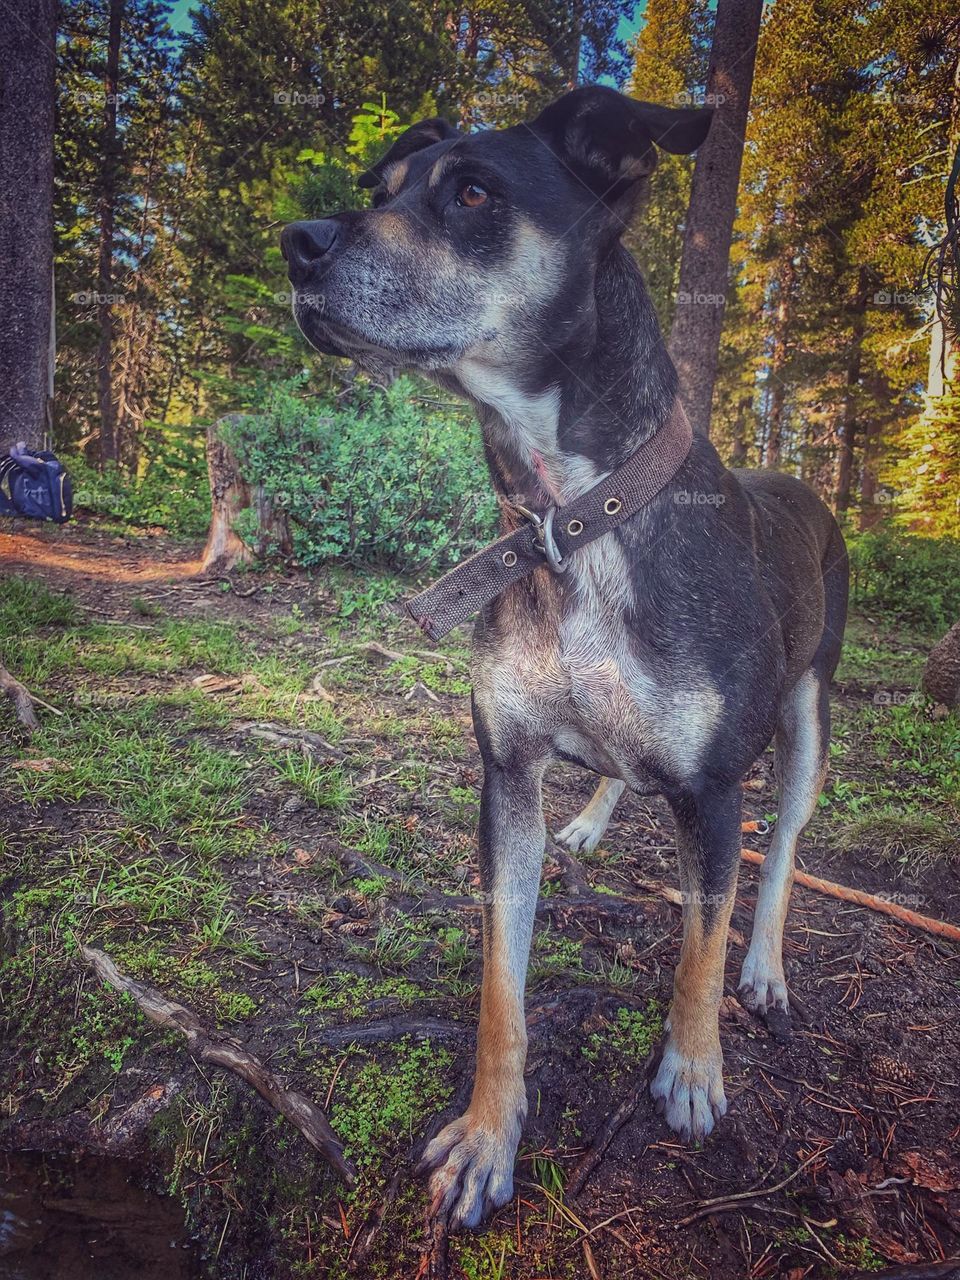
[457,183,488,208]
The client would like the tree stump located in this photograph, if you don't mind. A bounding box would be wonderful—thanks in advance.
[200,414,292,573]
[923,619,960,711]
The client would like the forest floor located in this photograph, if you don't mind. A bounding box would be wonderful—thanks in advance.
[1,518,959,1280]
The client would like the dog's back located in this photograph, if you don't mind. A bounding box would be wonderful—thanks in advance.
[734,468,849,688]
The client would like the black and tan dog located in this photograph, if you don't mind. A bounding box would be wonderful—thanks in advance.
[281,85,848,1229]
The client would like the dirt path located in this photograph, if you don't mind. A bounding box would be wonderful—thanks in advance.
[2,523,959,1279]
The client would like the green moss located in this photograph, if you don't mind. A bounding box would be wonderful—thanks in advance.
[321,1038,454,1169]
[302,972,426,1016]
[582,1000,664,1066]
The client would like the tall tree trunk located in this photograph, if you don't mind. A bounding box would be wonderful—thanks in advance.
[729,391,753,466]
[835,278,868,512]
[97,0,123,468]
[0,30,53,720]
[567,0,583,88]
[858,372,887,530]
[0,0,56,454]
[668,0,763,437]
[762,254,795,469]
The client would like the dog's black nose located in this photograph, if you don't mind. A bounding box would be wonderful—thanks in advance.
[281,219,340,283]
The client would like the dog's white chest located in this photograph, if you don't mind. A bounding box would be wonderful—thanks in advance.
[474,541,722,785]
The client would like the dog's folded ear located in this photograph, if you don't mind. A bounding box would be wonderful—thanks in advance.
[358,117,460,189]
[530,85,712,197]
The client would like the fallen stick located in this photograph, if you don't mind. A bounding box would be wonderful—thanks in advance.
[741,848,960,945]
[78,944,355,1186]
[566,1080,643,1197]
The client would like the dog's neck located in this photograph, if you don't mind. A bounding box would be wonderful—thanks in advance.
[449,245,679,509]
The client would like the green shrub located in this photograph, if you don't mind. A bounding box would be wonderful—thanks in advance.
[221,378,498,575]
[67,425,210,537]
[848,527,960,634]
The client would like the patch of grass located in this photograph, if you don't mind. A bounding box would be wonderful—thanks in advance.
[109,944,260,1022]
[837,806,957,872]
[582,1001,664,1067]
[529,930,587,984]
[302,972,426,1016]
[0,576,77,631]
[279,751,351,809]
[338,814,428,877]
[824,702,960,847]
[366,913,429,972]
[320,1038,454,1169]
[454,1233,515,1280]
[835,1233,885,1271]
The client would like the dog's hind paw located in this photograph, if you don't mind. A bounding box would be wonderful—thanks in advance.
[555,813,605,854]
[738,950,789,1015]
[650,1040,727,1142]
[416,1109,522,1229]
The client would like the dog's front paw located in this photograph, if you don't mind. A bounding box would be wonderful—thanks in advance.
[650,1039,727,1141]
[555,812,605,854]
[416,1107,523,1229]
[738,948,789,1015]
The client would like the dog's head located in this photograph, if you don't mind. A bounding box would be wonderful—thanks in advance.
[281,86,711,377]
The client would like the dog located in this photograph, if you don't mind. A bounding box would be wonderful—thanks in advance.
[281,84,849,1229]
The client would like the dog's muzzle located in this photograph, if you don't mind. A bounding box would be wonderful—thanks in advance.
[281,219,340,287]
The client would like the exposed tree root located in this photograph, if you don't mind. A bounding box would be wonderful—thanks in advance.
[238,720,343,760]
[0,1078,182,1156]
[347,1168,402,1270]
[0,661,40,733]
[329,840,480,913]
[566,1077,645,1197]
[78,944,356,1186]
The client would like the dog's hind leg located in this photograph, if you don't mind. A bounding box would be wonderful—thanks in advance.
[738,667,829,1016]
[555,776,625,853]
[417,748,547,1228]
[651,780,742,1141]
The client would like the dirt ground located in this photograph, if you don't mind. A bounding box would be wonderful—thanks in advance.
[1,518,959,1280]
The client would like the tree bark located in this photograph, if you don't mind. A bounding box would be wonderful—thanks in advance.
[835,274,868,512]
[97,0,124,467]
[0,0,56,455]
[201,415,256,573]
[923,620,960,711]
[200,415,292,573]
[762,253,796,469]
[668,0,763,438]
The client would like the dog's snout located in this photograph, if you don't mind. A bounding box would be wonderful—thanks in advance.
[281,219,340,283]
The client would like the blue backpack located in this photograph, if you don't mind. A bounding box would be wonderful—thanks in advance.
[0,444,72,524]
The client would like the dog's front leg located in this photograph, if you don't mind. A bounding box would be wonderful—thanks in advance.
[417,752,547,1228]
[651,781,742,1141]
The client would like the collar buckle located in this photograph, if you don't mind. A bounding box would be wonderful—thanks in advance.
[514,502,565,574]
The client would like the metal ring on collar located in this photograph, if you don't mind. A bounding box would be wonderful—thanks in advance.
[541,506,566,574]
